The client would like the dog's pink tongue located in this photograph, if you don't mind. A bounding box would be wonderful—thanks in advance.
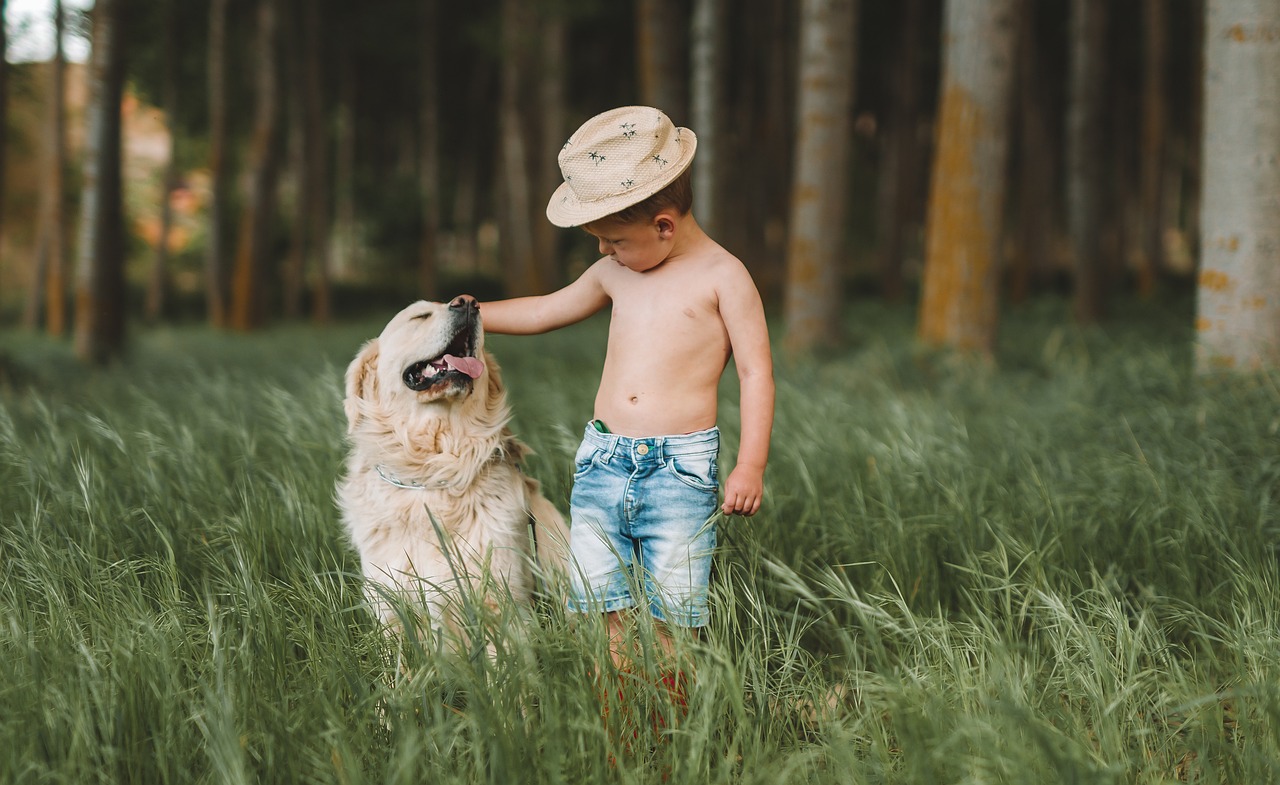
[443,354,484,378]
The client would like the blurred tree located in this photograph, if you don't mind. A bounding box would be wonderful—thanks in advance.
[417,0,441,301]
[24,0,67,335]
[1136,0,1168,297]
[636,0,686,121]
[230,0,282,331]
[498,0,538,296]
[206,0,231,326]
[875,0,925,303]
[783,0,857,353]
[0,0,7,275]
[534,4,567,289]
[1010,0,1055,305]
[1065,0,1106,324]
[917,0,1017,355]
[1195,0,1280,373]
[689,0,725,235]
[74,0,127,364]
[146,0,178,322]
[304,0,331,323]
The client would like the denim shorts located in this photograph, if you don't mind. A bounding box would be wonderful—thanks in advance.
[565,422,720,628]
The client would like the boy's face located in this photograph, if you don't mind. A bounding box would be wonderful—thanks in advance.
[583,214,674,273]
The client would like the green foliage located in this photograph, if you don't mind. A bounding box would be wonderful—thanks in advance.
[2,298,1278,783]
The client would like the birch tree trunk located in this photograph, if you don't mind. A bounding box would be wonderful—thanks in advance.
[1196,0,1280,373]
[73,0,127,364]
[690,0,725,234]
[1065,0,1106,324]
[783,0,857,353]
[229,0,282,331]
[206,0,231,326]
[917,0,1018,354]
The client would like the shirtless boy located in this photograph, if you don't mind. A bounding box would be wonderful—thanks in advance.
[475,106,774,670]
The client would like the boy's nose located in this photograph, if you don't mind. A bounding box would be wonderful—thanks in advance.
[597,238,612,255]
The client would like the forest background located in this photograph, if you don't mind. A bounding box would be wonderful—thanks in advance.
[3,0,1272,372]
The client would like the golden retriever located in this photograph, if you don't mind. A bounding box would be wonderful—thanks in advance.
[337,295,568,638]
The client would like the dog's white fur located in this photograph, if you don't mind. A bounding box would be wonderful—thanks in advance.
[337,299,568,634]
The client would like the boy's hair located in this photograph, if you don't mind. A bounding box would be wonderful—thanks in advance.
[590,168,693,228]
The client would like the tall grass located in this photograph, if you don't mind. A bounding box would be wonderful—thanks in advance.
[2,297,1278,783]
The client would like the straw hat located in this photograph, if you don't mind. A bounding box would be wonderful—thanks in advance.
[545,106,697,227]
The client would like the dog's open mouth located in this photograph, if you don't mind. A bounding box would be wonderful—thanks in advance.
[402,328,483,391]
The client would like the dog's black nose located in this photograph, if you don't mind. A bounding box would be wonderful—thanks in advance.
[450,295,478,312]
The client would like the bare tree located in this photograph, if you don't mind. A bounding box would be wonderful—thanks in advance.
[498,0,538,296]
[917,0,1018,355]
[1136,0,1168,297]
[783,0,857,353]
[1010,0,1054,305]
[533,6,567,289]
[1196,0,1280,373]
[73,0,128,363]
[875,0,924,303]
[304,0,331,323]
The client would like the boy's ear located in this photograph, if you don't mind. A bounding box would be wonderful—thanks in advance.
[654,213,676,238]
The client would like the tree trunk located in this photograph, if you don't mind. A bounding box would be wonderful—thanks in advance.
[418,0,441,301]
[206,0,231,327]
[229,0,282,331]
[636,0,687,121]
[332,47,356,282]
[875,0,923,303]
[498,0,538,296]
[1065,0,1107,324]
[282,0,306,319]
[304,0,331,323]
[1136,0,1168,297]
[73,0,127,364]
[690,0,725,235]
[783,0,857,354]
[146,0,177,323]
[533,7,567,290]
[0,0,7,277]
[1011,0,1054,304]
[917,0,1018,355]
[1195,0,1280,373]
[29,0,67,334]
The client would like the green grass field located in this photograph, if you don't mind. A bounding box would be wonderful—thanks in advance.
[2,297,1278,784]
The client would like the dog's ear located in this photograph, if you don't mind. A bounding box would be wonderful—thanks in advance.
[344,339,380,432]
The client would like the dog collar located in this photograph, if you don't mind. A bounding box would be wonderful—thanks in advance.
[374,464,436,490]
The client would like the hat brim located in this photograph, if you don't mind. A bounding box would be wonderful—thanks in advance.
[545,129,697,228]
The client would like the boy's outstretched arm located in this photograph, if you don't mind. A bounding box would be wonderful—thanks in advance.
[718,265,775,517]
[477,262,610,335]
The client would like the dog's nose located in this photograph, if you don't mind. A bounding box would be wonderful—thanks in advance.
[449,295,478,312]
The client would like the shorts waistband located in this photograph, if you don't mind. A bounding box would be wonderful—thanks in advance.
[581,421,719,462]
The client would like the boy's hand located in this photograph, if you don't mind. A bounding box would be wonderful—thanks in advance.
[721,465,764,516]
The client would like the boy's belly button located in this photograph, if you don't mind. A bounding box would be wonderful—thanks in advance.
[629,396,638,404]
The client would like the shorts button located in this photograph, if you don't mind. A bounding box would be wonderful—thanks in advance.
[636,444,649,456]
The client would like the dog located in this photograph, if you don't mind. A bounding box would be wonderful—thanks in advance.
[337,295,568,639]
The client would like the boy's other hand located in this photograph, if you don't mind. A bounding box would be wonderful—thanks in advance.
[722,465,764,516]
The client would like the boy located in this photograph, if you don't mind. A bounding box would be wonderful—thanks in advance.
[475,106,773,668]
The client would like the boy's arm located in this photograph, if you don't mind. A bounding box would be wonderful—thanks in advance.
[479,261,611,335]
[718,264,775,517]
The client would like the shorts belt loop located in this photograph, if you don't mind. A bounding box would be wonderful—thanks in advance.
[654,437,666,463]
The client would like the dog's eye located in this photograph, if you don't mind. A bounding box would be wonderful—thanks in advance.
[411,312,432,321]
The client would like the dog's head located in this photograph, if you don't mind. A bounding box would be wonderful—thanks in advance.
[344,296,505,437]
